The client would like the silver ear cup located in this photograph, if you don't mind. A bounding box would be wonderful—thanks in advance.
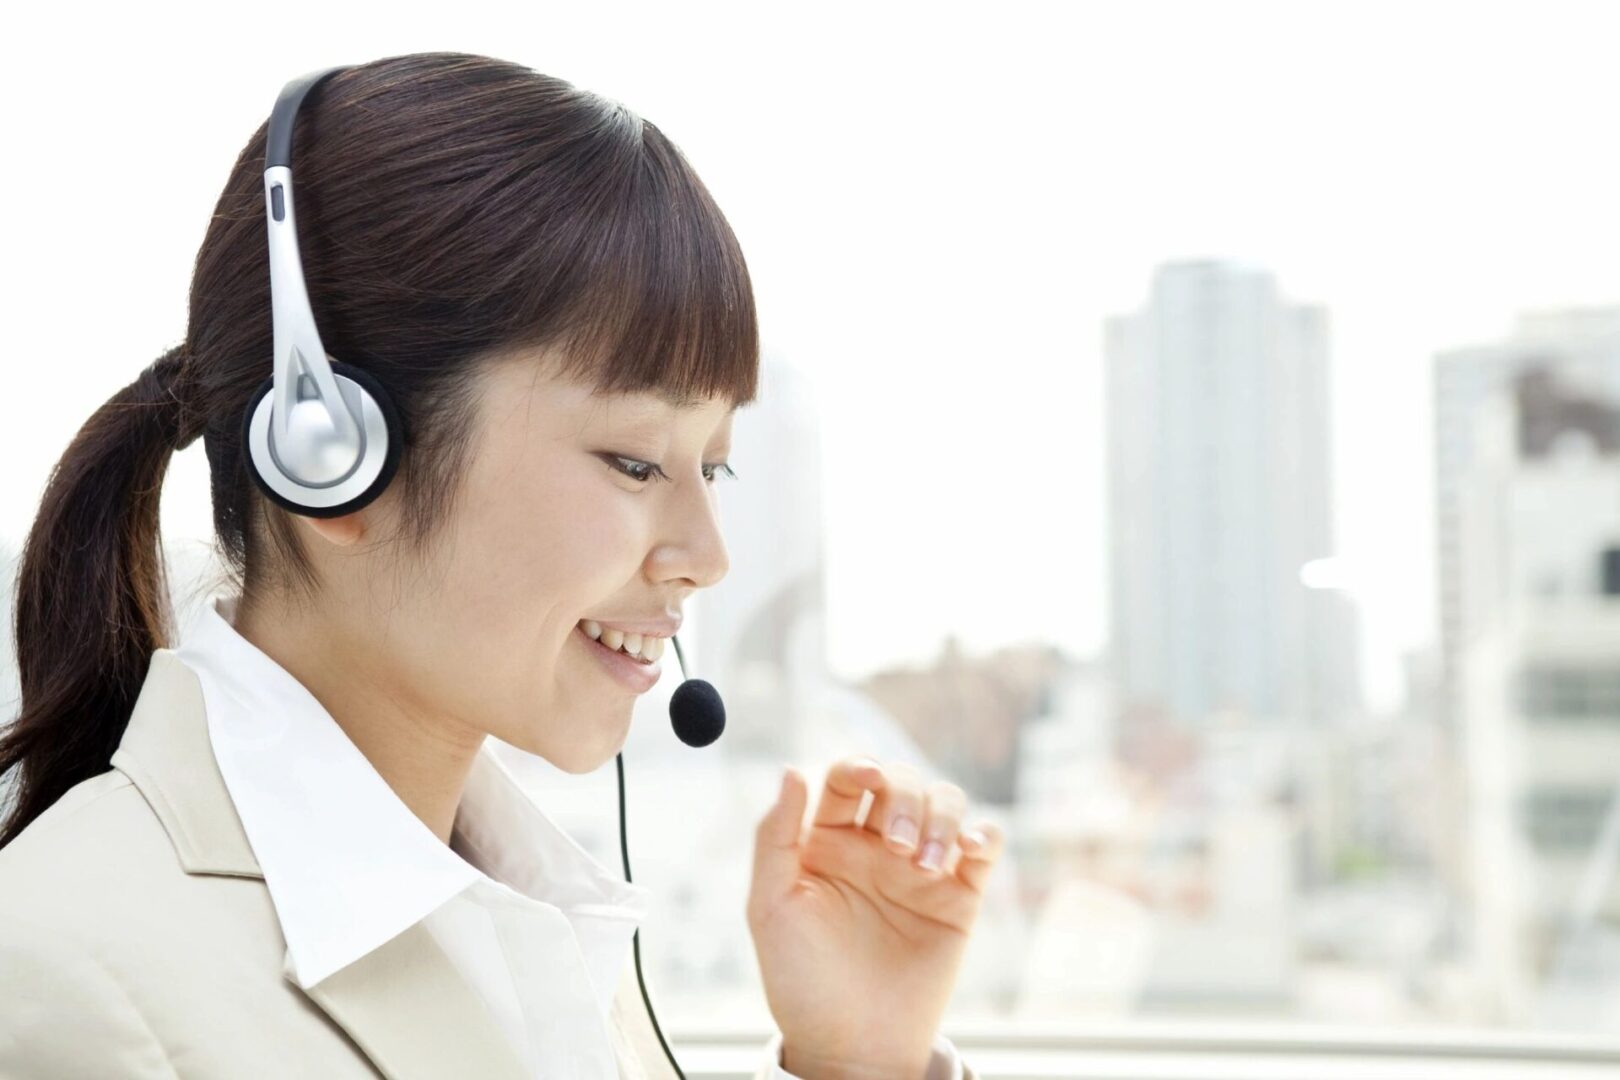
[242,359,403,518]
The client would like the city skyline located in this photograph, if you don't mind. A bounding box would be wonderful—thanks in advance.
[3,279,1614,719]
[4,3,1617,716]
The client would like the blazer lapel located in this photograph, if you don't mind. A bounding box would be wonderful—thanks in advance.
[287,921,528,1080]
[110,649,529,1080]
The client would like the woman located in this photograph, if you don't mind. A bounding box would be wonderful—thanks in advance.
[0,52,1001,1079]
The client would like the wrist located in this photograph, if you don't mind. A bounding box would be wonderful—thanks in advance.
[780,1040,931,1080]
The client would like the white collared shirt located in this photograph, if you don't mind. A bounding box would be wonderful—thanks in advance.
[175,590,963,1080]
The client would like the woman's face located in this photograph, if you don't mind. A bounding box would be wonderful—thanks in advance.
[311,351,736,774]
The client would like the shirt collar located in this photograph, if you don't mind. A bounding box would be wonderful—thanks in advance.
[173,590,650,996]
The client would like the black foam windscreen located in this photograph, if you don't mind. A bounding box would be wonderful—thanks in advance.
[668,678,725,748]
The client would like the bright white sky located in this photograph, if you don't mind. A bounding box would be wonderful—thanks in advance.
[4,1,1617,712]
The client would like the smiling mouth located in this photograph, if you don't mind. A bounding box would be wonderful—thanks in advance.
[575,622,659,666]
[575,618,666,664]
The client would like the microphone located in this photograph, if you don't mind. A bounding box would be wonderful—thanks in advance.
[666,632,725,748]
[615,628,723,1080]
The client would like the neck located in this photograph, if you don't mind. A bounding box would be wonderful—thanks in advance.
[231,597,486,845]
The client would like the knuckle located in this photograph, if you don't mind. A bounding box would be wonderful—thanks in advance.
[883,782,919,810]
[887,760,922,786]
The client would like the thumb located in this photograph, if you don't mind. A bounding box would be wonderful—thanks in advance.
[750,766,807,910]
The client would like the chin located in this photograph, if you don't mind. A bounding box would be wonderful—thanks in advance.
[555,753,611,776]
[552,743,620,775]
[546,714,634,776]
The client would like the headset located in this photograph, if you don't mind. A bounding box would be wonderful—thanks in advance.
[251,64,728,1080]
[245,67,402,520]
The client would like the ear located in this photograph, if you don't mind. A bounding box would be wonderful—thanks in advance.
[299,511,366,547]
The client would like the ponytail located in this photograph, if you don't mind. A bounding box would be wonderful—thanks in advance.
[0,344,203,850]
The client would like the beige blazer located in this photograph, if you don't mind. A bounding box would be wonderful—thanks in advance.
[1,649,888,1080]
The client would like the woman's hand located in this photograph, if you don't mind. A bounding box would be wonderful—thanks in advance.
[747,756,1004,1079]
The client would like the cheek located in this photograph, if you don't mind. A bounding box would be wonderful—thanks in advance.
[443,460,648,636]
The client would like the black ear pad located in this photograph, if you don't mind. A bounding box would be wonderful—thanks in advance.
[240,359,406,520]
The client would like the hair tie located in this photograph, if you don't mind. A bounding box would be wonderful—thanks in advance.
[149,343,204,450]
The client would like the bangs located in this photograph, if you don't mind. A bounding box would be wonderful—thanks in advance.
[522,116,760,412]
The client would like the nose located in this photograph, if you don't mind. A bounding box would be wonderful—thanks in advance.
[652,472,730,590]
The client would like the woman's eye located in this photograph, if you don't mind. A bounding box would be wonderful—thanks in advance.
[601,454,737,485]
[607,455,664,483]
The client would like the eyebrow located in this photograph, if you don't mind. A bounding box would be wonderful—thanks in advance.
[629,388,736,413]
[587,383,742,427]
[662,390,705,411]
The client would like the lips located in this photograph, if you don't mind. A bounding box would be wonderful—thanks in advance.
[575,620,662,693]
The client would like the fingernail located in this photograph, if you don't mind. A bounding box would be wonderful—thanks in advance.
[888,815,918,850]
[918,839,945,871]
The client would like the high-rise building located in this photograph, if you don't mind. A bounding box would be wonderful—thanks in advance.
[1104,259,1362,731]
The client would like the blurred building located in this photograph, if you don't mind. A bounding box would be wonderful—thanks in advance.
[1104,259,1363,733]
[1018,676,1301,1015]
[1456,365,1620,1025]
[1434,307,1620,736]
[860,635,1061,805]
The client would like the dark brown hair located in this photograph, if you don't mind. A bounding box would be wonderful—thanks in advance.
[0,51,758,849]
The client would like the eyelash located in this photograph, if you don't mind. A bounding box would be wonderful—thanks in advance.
[603,454,738,486]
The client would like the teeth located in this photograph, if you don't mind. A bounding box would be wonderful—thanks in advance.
[579,619,665,663]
